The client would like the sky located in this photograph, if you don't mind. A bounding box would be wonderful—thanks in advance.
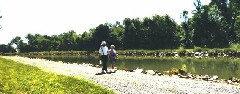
[0,0,211,45]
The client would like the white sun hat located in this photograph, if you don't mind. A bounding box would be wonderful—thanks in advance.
[101,41,106,46]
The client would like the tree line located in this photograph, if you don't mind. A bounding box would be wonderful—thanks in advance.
[0,0,240,53]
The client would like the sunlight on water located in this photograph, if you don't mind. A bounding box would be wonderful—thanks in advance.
[27,55,240,79]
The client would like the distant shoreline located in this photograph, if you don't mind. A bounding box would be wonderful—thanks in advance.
[1,48,240,57]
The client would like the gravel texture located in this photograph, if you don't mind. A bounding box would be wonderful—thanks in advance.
[3,56,240,94]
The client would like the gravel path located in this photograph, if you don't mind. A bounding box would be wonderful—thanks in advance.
[3,56,240,94]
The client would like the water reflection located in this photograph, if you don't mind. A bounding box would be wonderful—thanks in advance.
[26,55,240,79]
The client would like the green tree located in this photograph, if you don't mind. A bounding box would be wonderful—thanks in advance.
[235,16,240,42]
[25,34,50,51]
[180,10,193,48]
[208,4,229,47]
[122,18,140,49]
[230,0,240,43]
[58,30,80,51]
[49,35,61,51]
[162,15,180,49]
[80,31,92,50]
[211,0,240,43]
[26,34,40,51]
[0,44,15,53]
[109,21,125,49]
[147,15,179,49]
[191,3,229,48]
[91,23,111,50]
[122,15,179,49]
[10,36,29,52]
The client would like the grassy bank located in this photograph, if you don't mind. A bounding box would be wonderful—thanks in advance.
[0,57,114,94]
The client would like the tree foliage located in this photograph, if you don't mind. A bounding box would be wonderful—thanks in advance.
[0,44,15,53]
[1,0,239,53]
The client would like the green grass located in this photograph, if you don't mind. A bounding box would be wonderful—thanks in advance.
[0,57,114,94]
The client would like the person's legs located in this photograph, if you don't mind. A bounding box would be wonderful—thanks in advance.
[101,55,108,73]
[111,63,114,69]
[112,58,116,70]
[109,59,112,68]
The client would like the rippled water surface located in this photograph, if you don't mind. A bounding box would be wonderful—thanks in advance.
[26,55,240,79]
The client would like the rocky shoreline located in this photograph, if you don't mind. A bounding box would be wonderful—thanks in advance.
[2,56,240,93]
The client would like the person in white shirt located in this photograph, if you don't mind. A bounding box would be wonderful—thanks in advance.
[99,41,109,74]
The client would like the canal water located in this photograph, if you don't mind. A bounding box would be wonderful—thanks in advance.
[26,55,240,79]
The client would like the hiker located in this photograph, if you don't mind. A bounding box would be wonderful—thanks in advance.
[99,41,109,74]
[108,45,117,72]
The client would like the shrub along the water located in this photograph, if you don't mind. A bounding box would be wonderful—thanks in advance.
[2,47,240,57]
[0,57,114,94]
